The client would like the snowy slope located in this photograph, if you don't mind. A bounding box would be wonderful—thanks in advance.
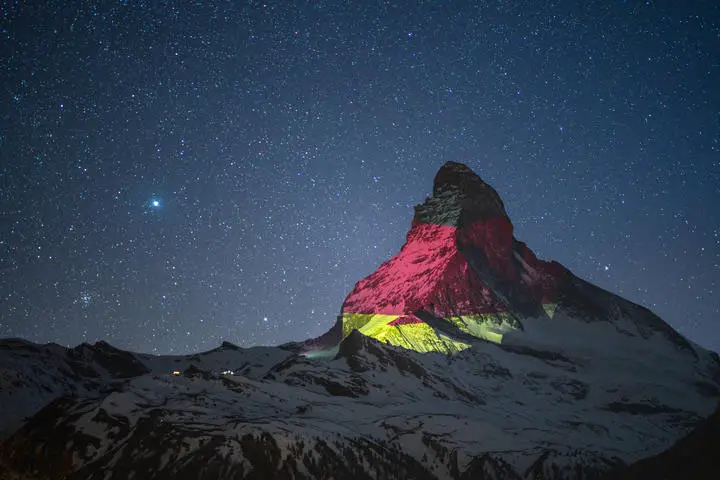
[0,338,292,440]
[603,401,720,479]
[1,323,718,479]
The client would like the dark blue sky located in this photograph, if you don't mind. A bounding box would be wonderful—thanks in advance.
[1,0,718,354]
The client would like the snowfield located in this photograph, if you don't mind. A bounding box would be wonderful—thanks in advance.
[1,309,718,479]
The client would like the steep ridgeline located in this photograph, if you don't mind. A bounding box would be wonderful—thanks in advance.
[1,162,719,480]
[336,161,693,357]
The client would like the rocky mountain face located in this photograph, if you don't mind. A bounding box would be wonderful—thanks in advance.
[336,162,563,354]
[334,162,693,358]
[1,162,719,479]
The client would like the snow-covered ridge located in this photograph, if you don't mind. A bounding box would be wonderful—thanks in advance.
[1,320,718,479]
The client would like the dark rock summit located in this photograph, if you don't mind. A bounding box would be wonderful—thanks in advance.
[415,161,509,225]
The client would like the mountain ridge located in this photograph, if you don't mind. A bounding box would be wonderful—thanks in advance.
[1,162,718,479]
[1,330,717,478]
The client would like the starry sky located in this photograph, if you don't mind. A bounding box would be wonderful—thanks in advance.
[1,0,718,354]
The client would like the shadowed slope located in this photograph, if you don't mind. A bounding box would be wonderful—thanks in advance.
[603,402,720,479]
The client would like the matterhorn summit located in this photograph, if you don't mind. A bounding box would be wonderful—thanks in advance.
[338,160,568,353]
[1,162,719,479]
[330,162,696,359]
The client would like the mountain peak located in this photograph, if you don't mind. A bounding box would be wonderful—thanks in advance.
[333,161,692,357]
[414,161,509,227]
[433,161,480,192]
[338,162,564,354]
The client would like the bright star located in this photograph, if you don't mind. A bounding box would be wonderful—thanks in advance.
[151,199,160,208]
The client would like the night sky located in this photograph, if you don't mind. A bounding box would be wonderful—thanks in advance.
[1,1,718,354]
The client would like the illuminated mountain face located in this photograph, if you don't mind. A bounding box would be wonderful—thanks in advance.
[340,162,567,354]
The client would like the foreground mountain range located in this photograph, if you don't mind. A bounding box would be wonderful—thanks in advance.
[1,162,719,479]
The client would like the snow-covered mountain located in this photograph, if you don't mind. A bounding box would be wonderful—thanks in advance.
[1,162,718,479]
[604,401,720,479]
